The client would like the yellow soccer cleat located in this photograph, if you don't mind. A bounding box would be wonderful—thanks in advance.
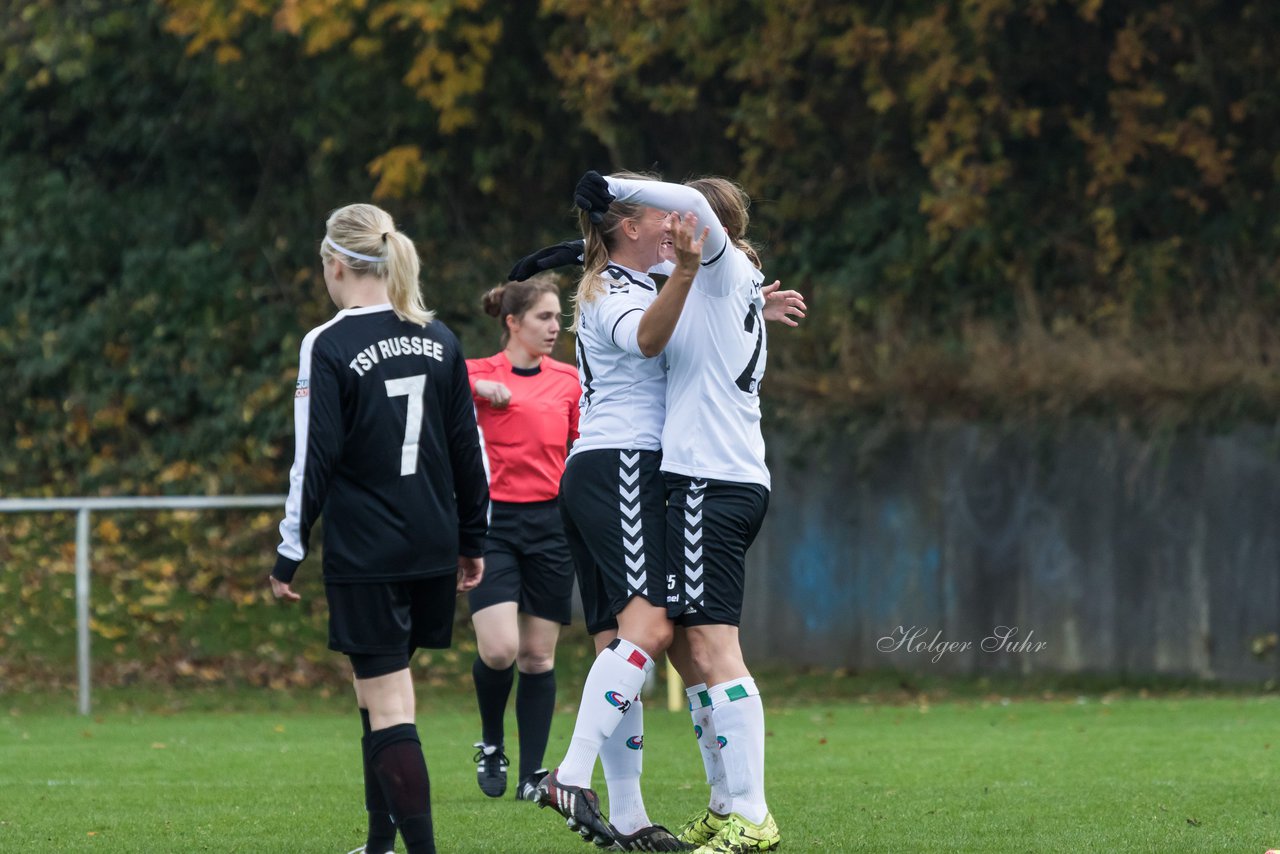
[691,812,780,854]
[678,809,729,847]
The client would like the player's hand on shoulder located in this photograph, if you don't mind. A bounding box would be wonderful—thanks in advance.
[574,170,614,223]
[762,280,806,327]
[269,575,301,603]
[456,555,484,593]
[474,380,512,409]
[508,240,584,281]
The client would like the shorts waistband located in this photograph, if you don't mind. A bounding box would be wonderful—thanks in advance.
[491,498,559,510]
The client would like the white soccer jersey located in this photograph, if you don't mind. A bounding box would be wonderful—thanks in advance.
[568,263,668,456]
[606,176,771,488]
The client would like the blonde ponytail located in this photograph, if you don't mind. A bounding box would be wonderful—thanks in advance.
[383,230,433,325]
[322,203,434,326]
[571,209,610,330]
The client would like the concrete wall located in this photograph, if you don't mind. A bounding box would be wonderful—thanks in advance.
[743,423,1280,682]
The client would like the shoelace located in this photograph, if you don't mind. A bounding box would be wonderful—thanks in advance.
[720,817,773,850]
[472,745,509,769]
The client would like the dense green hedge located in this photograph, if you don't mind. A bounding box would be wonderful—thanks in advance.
[5,0,1279,497]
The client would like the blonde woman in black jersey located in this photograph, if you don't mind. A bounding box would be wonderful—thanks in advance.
[270,203,488,854]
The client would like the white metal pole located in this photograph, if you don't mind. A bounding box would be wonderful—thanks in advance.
[0,495,286,714]
[76,507,91,716]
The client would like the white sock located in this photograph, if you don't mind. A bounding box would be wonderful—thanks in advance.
[686,682,731,815]
[709,677,768,825]
[600,697,650,836]
[558,638,653,787]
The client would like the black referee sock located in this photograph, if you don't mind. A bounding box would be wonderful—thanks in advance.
[515,668,556,780]
[368,723,435,854]
[472,657,515,749]
[359,709,397,853]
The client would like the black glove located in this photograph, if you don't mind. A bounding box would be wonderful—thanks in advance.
[507,239,585,281]
[574,170,614,224]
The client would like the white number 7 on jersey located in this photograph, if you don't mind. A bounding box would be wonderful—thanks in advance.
[385,374,426,476]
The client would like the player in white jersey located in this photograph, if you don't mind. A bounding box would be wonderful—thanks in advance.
[514,175,803,853]
[577,173,783,853]
[535,178,710,852]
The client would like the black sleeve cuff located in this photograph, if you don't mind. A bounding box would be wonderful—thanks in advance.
[272,554,301,584]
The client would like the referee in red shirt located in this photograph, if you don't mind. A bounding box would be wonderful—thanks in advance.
[466,274,582,802]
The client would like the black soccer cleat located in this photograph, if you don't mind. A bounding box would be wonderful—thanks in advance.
[472,741,510,798]
[516,768,549,802]
[535,768,618,847]
[609,824,694,851]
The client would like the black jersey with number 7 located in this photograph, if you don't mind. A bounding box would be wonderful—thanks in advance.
[273,305,488,585]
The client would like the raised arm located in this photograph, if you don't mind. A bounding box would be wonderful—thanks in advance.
[575,171,728,265]
[635,212,709,356]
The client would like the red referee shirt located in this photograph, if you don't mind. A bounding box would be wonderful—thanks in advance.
[466,352,581,503]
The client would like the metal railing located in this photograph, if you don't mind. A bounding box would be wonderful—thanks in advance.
[0,495,286,715]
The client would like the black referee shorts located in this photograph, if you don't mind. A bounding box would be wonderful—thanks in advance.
[325,574,457,678]
[468,499,574,624]
[559,449,672,636]
[665,474,769,628]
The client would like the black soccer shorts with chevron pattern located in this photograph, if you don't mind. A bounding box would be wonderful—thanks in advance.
[663,474,769,628]
[559,448,672,635]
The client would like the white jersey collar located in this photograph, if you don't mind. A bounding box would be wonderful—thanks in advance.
[604,262,656,290]
[339,303,394,317]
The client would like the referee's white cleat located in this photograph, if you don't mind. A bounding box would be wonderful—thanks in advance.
[535,768,618,847]
[344,847,394,854]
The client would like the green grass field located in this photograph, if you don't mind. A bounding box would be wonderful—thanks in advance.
[2,691,1276,852]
